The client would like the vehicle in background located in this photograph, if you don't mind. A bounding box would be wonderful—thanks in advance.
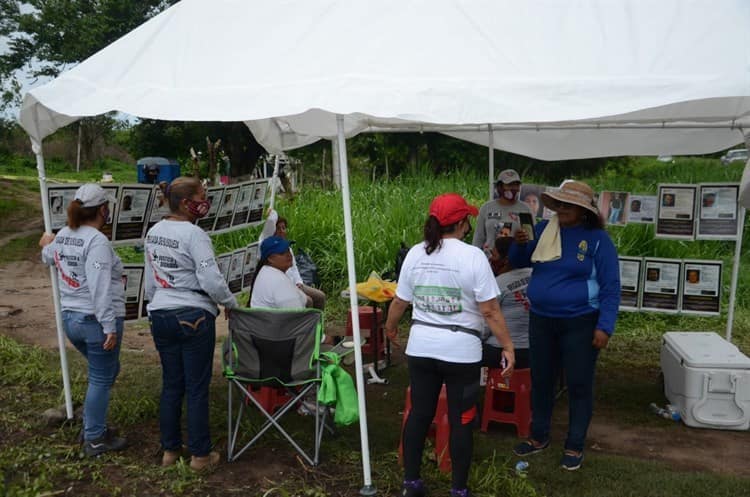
[657,155,674,163]
[720,148,748,166]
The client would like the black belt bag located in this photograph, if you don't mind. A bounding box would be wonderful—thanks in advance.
[410,319,482,339]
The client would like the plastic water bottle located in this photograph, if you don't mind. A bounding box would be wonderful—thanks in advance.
[515,460,529,477]
[649,403,680,421]
[665,404,681,422]
[501,356,510,388]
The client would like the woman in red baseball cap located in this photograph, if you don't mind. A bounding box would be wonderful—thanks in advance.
[385,193,515,497]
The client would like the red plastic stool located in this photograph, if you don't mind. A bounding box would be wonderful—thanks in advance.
[398,384,451,473]
[345,306,385,359]
[480,368,532,438]
[245,385,292,414]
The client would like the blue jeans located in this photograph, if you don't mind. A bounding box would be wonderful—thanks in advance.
[149,307,216,456]
[62,311,124,441]
[529,311,600,452]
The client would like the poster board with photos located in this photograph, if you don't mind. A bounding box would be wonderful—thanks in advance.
[196,186,225,232]
[213,185,240,232]
[519,184,545,220]
[248,180,268,223]
[231,182,254,227]
[681,260,722,316]
[696,183,739,240]
[47,184,118,240]
[114,185,152,242]
[627,195,657,224]
[598,191,630,226]
[242,242,260,290]
[145,185,170,233]
[227,248,246,294]
[618,256,642,311]
[216,253,232,282]
[640,258,681,313]
[122,264,145,320]
[655,184,697,240]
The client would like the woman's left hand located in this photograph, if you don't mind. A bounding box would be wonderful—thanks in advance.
[592,329,610,349]
[103,333,117,351]
[501,348,515,378]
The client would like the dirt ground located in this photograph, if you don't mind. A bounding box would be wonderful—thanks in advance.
[2,255,750,479]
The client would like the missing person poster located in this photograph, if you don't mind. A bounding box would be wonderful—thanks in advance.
[214,185,239,231]
[99,185,119,241]
[216,253,232,283]
[146,185,170,233]
[618,256,642,311]
[197,186,225,232]
[47,185,79,232]
[627,195,657,224]
[655,184,697,240]
[520,184,544,219]
[231,182,254,227]
[518,212,535,240]
[227,248,246,294]
[114,185,152,241]
[681,260,722,316]
[242,242,260,289]
[598,191,630,226]
[121,264,145,320]
[696,184,739,240]
[641,258,681,313]
[248,180,268,223]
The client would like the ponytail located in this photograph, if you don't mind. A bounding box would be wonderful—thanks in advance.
[423,215,460,255]
[66,200,100,229]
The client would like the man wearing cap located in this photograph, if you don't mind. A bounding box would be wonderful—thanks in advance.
[473,169,535,255]
[249,235,308,309]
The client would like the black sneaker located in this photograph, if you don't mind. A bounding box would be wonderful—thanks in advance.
[83,429,127,457]
[78,424,119,444]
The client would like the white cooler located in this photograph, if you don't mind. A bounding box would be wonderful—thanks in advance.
[660,332,750,430]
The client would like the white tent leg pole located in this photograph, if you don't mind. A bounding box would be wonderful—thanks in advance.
[726,207,746,342]
[336,115,376,496]
[269,155,280,210]
[488,124,495,200]
[33,139,74,419]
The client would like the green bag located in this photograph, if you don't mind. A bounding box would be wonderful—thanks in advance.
[318,351,359,426]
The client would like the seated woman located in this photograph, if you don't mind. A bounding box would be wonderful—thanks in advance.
[484,236,532,370]
[249,236,307,309]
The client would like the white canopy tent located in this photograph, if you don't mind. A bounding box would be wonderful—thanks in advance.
[17,0,750,493]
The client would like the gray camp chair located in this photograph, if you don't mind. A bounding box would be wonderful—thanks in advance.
[223,307,330,466]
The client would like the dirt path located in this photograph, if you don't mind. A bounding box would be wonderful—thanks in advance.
[1,258,749,477]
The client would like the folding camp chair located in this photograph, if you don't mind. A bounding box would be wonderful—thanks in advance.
[223,307,331,466]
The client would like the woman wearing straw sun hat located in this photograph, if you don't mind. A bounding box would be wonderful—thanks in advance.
[508,180,620,471]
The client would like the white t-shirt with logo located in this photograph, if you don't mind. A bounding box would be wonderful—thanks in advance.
[250,265,307,309]
[41,225,125,333]
[398,238,500,363]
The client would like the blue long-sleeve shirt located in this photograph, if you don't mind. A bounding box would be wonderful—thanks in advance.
[508,220,621,335]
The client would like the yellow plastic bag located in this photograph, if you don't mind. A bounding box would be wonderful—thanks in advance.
[350,271,398,303]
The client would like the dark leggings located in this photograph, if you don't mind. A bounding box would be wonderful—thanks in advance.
[403,355,481,490]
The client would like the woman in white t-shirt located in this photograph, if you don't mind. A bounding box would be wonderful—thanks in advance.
[385,193,515,497]
[249,235,307,309]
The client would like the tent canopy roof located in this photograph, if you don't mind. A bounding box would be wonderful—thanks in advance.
[19,0,750,158]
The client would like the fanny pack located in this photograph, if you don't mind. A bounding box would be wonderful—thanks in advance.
[411,319,482,339]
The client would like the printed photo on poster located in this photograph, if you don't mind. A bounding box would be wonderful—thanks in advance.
[214,185,239,231]
[627,195,657,224]
[618,256,642,311]
[696,184,739,240]
[242,243,260,289]
[47,185,79,232]
[146,185,171,232]
[121,264,144,320]
[231,182,254,227]
[98,185,119,241]
[227,249,246,294]
[248,180,268,223]
[114,186,152,241]
[197,186,225,232]
[598,191,630,226]
[681,260,722,316]
[640,258,681,313]
[519,184,544,219]
[216,253,232,282]
[655,184,697,240]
